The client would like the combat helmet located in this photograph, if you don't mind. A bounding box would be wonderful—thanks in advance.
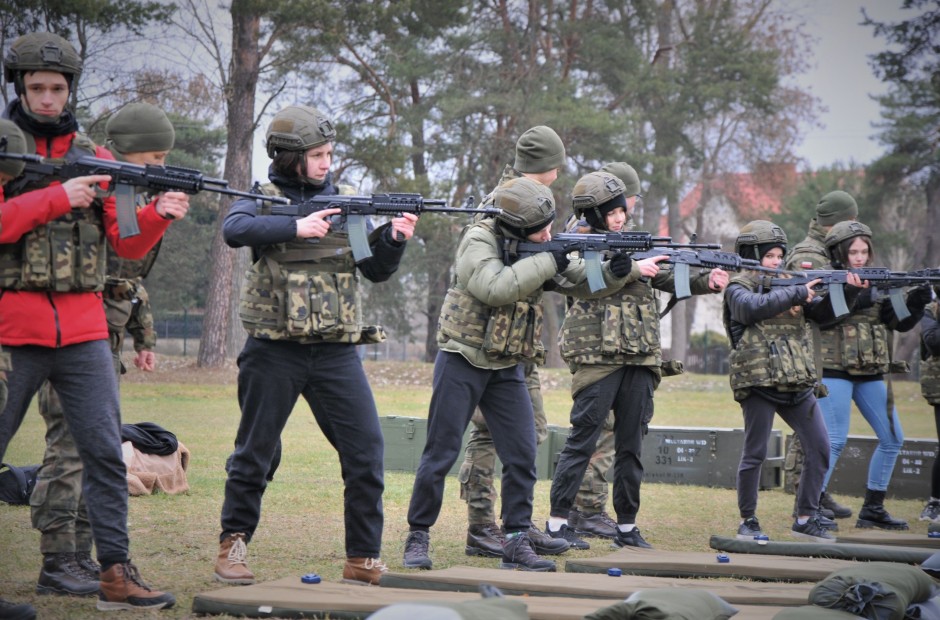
[735,220,788,261]
[3,33,82,95]
[825,220,872,268]
[0,118,28,178]
[571,171,627,231]
[265,105,336,157]
[494,177,555,239]
[600,162,642,197]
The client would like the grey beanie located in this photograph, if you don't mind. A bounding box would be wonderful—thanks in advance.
[514,125,566,174]
[0,119,28,178]
[816,190,858,227]
[106,103,175,154]
[600,161,642,197]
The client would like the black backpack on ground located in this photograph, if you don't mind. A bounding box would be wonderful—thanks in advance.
[0,462,41,505]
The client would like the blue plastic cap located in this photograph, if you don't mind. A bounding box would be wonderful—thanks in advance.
[301,573,321,584]
[716,553,730,563]
[607,567,622,577]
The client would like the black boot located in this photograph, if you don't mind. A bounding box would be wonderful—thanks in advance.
[0,597,36,620]
[820,491,853,519]
[856,488,909,530]
[499,532,556,572]
[36,552,99,596]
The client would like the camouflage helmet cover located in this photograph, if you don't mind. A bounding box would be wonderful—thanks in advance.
[735,220,788,257]
[0,118,28,178]
[266,105,336,158]
[495,177,555,236]
[3,32,82,85]
[571,171,625,214]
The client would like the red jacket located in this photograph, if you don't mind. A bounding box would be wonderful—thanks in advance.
[0,131,171,347]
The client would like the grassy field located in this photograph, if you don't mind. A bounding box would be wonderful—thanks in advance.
[0,358,936,618]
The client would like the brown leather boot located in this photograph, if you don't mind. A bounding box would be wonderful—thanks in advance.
[342,557,388,585]
[214,533,255,585]
[97,562,175,611]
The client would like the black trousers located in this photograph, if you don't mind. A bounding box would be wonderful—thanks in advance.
[407,351,536,533]
[220,337,384,558]
[550,366,654,524]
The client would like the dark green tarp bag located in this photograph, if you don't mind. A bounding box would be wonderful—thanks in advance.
[773,606,862,619]
[366,598,529,620]
[584,589,738,620]
[809,562,937,620]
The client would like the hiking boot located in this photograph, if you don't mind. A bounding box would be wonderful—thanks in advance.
[97,561,175,611]
[342,557,388,585]
[499,532,556,572]
[36,552,99,597]
[546,522,589,550]
[403,530,433,570]
[791,517,835,543]
[736,517,767,541]
[0,597,36,620]
[75,551,101,579]
[214,533,255,585]
[920,500,940,523]
[612,527,652,549]
[856,489,909,531]
[525,525,569,555]
[574,511,619,539]
[465,523,504,558]
[820,491,853,519]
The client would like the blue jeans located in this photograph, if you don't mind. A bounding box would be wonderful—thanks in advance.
[819,377,904,491]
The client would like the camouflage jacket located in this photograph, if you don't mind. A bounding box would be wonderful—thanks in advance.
[104,278,156,352]
[920,302,940,405]
[785,219,829,270]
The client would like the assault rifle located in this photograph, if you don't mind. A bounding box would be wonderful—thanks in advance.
[504,231,722,293]
[269,193,500,262]
[760,267,940,320]
[0,148,289,238]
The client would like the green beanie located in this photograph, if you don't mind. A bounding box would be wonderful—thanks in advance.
[0,118,28,178]
[600,161,642,197]
[514,125,566,174]
[816,190,858,227]
[106,103,175,154]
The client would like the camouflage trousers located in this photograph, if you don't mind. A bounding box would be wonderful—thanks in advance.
[459,363,548,525]
[30,341,123,554]
[574,410,615,514]
[784,434,804,495]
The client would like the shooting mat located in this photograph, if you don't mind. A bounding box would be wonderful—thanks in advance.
[832,529,940,549]
[379,566,812,606]
[563,545,854,581]
[710,534,935,564]
[190,578,787,619]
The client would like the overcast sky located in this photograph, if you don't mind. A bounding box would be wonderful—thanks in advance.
[786,0,919,169]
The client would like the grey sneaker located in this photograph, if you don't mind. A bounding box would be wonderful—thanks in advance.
[403,530,432,570]
[920,500,940,523]
[735,517,767,541]
[791,517,835,543]
[546,522,590,550]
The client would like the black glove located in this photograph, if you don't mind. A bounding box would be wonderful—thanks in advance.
[609,253,633,278]
[551,247,571,273]
[542,277,558,292]
[906,284,933,312]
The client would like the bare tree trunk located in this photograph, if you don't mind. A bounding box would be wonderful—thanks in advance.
[198,5,260,367]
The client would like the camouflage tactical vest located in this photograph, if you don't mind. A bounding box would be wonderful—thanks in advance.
[0,135,107,292]
[560,277,662,367]
[237,183,384,344]
[436,220,545,364]
[819,297,890,375]
[724,274,817,393]
[921,302,940,405]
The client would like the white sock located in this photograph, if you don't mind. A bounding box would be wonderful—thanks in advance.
[618,524,636,533]
[797,516,809,525]
[547,517,567,532]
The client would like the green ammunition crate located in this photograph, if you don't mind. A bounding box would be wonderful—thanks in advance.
[379,416,558,479]
[785,434,937,500]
